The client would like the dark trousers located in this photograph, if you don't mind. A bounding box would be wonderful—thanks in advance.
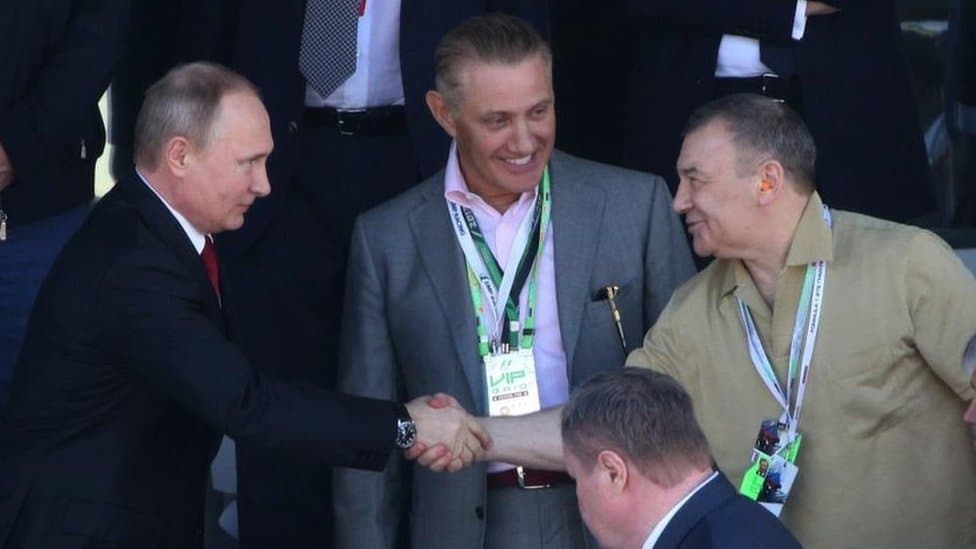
[230,117,420,549]
[0,205,88,409]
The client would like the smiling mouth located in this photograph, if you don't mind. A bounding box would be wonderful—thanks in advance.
[503,154,533,167]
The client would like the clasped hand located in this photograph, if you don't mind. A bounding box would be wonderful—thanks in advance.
[404,393,490,473]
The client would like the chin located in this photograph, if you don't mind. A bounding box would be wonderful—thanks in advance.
[222,218,245,232]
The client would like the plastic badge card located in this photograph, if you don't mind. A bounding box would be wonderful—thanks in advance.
[738,419,801,517]
[739,449,799,517]
[484,349,541,417]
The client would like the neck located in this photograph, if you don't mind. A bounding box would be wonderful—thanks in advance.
[743,255,785,307]
[742,193,810,307]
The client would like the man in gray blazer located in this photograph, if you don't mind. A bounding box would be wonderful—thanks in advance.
[333,15,695,549]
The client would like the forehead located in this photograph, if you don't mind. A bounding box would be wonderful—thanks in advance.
[454,55,552,111]
[213,92,269,134]
[210,92,273,149]
[677,121,738,171]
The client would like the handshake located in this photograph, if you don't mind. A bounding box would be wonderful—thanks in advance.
[403,393,492,473]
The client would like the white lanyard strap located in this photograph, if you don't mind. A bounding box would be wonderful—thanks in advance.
[737,205,831,441]
[447,187,541,342]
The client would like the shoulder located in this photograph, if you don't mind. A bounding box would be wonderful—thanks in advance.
[358,171,444,227]
[831,209,946,257]
[699,497,799,548]
[831,210,966,279]
[657,260,728,324]
[550,149,668,196]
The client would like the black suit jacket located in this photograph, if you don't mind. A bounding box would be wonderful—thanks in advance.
[655,473,800,549]
[0,0,127,225]
[0,173,396,548]
[217,0,549,257]
[608,0,931,222]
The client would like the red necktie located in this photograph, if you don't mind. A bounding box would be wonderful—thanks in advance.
[201,237,221,297]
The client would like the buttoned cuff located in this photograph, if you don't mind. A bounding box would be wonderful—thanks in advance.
[793,0,808,40]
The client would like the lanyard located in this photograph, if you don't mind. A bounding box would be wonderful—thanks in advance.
[737,206,831,443]
[448,169,552,354]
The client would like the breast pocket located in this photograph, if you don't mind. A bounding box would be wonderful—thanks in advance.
[573,279,641,383]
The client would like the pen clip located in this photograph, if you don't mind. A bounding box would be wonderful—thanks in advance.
[602,284,627,351]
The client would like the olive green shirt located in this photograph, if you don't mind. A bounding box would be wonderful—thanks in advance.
[628,193,976,548]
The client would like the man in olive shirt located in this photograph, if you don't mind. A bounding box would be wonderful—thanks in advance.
[627,93,976,547]
[460,93,976,548]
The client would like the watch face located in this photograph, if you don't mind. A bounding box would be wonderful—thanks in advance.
[396,419,417,449]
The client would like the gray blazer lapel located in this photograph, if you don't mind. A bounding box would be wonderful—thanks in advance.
[550,152,606,379]
[408,186,486,414]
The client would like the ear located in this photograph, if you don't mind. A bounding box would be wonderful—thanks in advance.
[426,90,458,138]
[756,159,786,207]
[164,136,193,178]
[597,450,629,494]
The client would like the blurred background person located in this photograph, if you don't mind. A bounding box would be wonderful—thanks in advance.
[0,0,128,409]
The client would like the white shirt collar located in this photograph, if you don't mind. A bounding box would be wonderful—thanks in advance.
[642,471,720,549]
[137,170,208,254]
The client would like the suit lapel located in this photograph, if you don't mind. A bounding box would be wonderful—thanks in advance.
[116,172,223,317]
[550,152,605,380]
[409,181,485,414]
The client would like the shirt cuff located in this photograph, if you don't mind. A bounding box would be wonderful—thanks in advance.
[793,0,808,40]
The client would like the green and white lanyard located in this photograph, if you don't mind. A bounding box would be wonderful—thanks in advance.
[737,206,831,446]
[447,169,552,356]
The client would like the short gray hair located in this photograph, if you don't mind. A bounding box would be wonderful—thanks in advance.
[561,368,712,488]
[134,62,259,170]
[683,93,817,192]
[434,13,551,110]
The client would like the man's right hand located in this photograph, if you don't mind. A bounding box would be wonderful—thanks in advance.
[0,142,14,191]
[405,393,491,472]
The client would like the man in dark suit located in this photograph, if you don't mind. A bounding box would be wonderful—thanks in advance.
[556,0,931,223]
[561,369,800,549]
[0,62,488,549]
[213,3,549,546]
[0,0,128,409]
[334,15,695,549]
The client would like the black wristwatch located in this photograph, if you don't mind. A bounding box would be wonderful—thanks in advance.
[394,402,417,449]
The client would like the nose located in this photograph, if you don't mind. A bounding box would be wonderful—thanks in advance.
[252,165,271,198]
[510,119,534,155]
[673,178,691,214]
[965,399,976,425]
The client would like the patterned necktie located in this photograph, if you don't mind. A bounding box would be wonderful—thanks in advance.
[299,0,359,97]
[201,237,221,297]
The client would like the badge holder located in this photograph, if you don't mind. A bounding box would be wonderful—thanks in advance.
[485,347,540,417]
[739,418,802,517]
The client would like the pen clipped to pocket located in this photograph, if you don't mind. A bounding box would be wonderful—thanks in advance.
[594,284,627,351]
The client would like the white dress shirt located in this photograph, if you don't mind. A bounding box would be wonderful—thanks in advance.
[714,0,808,77]
[304,0,405,108]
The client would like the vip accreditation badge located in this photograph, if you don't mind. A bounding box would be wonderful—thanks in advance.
[484,349,541,417]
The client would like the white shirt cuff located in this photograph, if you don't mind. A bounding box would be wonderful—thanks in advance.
[793,0,808,40]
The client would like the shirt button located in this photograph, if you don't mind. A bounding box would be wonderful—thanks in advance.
[475,506,485,520]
